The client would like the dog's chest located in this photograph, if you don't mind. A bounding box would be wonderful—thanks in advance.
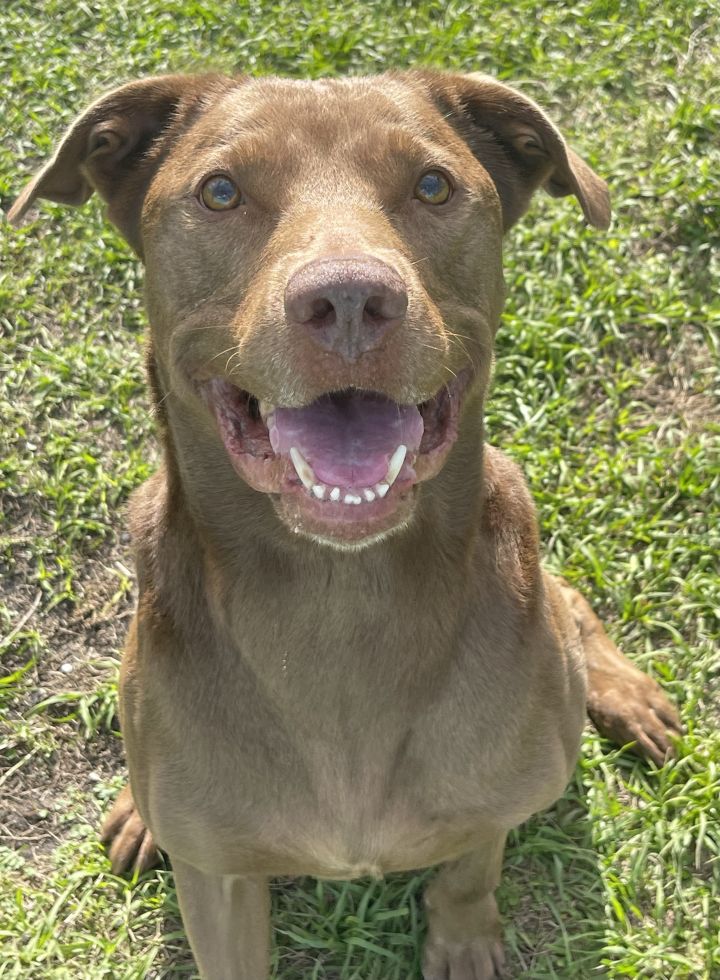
[238,717,496,878]
[142,631,563,879]
[152,717,500,879]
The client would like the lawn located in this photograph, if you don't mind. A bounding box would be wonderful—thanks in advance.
[1,1,719,977]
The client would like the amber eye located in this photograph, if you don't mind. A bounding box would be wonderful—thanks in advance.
[415,170,452,205]
[200,174,242,211]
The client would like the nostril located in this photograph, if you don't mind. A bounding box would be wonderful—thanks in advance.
[364,296,385,320]
[364,288,408,324]
[310,297,334,323]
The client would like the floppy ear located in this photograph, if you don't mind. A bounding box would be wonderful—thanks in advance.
[8,73,237,254]
[418,71,611,232]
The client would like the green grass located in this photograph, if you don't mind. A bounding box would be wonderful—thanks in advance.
[1,0,719,977]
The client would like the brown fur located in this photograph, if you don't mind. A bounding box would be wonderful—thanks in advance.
[11,70,680,980]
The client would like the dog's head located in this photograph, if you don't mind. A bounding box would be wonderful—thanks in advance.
[9,71,609,548]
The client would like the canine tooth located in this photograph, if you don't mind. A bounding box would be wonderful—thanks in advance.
[289,447,316,490]
[330,487,341,502]
[312,484,326,500]
[259,399,276,419]
[376,483,389,498]
[363,488,376,502]
[385,445,407,487]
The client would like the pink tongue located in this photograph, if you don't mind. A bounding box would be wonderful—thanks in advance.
[268,391,424,488]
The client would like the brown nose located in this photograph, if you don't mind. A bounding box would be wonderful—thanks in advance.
[284,255,408,361]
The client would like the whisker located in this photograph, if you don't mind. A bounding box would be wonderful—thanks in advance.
[208,345,240,362]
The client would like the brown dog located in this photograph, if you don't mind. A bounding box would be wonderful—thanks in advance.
[10,70,681,979]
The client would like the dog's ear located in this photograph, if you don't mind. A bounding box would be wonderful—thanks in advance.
[8,74,236,254]
[420,71,611,232]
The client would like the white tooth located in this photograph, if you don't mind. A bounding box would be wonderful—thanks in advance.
[352,495,362,505]
[376,483,389,498]
[289,447,316,490]
[344,494,362,505]
[363,488,376,502]
[385,445,407,487]
[259,399,276,420]
[330,487,341,502]
[312,484,326,500]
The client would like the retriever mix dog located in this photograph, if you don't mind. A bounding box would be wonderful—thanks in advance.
[10,70,681,979]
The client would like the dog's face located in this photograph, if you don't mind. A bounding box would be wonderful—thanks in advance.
[10,71,609,547]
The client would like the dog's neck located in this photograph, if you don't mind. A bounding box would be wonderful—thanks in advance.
[141,352,489,689]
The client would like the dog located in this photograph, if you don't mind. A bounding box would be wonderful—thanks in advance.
[10,70,681,979]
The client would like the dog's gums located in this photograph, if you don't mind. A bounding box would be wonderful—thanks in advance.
[204,370,471,540]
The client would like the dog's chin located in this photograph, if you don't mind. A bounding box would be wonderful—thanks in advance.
[271,482,418,548]
[200,369,471,547]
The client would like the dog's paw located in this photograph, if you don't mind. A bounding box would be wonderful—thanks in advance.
[422,934,506,980]
[587,660,682,766]
[100,783,162,875]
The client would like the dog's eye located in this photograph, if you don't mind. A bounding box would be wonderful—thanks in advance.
[200,174,243,211]
[415,170,452,205]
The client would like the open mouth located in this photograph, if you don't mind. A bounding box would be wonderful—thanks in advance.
[203,370,471,542]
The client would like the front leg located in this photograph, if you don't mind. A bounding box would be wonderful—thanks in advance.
[172,857,271,980]
[423,835,507,980]
[553,576,682,764]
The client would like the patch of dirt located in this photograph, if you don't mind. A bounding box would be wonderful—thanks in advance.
[630,324,718,435]
[3,524,136,701]
[0,730,125,864]
[1,530,137,867]
[0,307,155,867]
[584,321,718,442]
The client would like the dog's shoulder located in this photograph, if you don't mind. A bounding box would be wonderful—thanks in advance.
[480,443,541,607]
[127,469,171,568]
[129,465,211,649]
[481,443,538,541]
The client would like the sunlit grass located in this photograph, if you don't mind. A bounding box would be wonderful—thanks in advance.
[1,1,718,977]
